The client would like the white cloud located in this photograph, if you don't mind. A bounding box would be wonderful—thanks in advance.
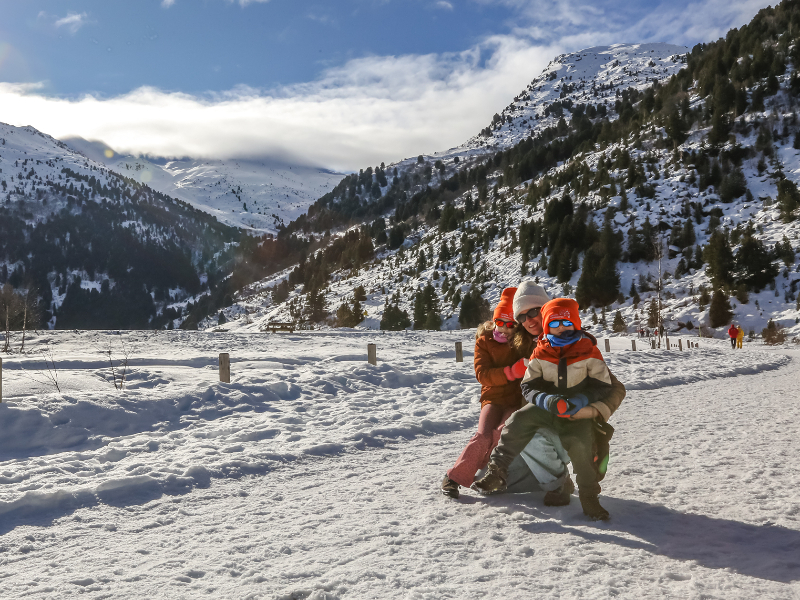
[434,1,455,10]
[161,0,177,8]
[232,0,272,6]
[3,0,771,172]
[53,12,89,34]
[0,36,553,171]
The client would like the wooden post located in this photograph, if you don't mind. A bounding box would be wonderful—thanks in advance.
[368,343,377,366]
[679,339,683,351]
[455,341,463,363]
[0,356,3,403]
[631,339,636,351]
[219,353,230,383]
[666,338,670,350]
[604,339,611,353]
[651,339,656,349]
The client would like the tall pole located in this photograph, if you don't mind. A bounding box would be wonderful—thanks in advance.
[655,230,664,349]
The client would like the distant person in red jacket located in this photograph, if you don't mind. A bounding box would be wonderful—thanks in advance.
[728,324,738,349]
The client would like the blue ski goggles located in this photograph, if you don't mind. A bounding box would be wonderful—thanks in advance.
[548,319,575,329]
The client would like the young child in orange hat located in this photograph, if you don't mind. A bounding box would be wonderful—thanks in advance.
[473,297,616,520]
[440,287,528,498]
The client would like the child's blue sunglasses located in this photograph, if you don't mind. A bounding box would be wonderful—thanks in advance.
[548,319,574,328]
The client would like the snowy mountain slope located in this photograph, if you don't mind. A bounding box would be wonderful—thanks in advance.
[0,121,237,328]
[0,331,797,598]
[210,47,800,340]
[380,44,688,192]
[63,137,343,234]
[464,43,689,152]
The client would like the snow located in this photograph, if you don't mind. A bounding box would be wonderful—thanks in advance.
[230,48,800,343]
[390,43,688,177]
[1,331,798,598]
[62,137,343,234]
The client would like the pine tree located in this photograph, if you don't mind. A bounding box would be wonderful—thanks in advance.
[647,298,659,328]
[424,311,442,331]
[413,288,427,329]
[459,288,489,328]
[709,289,733,328]
[306,287,328,322]
[777,179,800,222]
[612,310,626,333]
[619,185,629,211]
[735,233,778,291]
[380,302,411,330]
[704,230,734,288]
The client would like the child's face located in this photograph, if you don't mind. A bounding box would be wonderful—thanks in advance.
[494,320,515,336]
[549,321,575,336]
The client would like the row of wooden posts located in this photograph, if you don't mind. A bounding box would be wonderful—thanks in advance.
[0,338,705,401]
[215,338,700,383]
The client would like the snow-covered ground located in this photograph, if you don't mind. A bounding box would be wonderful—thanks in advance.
[0,331,798,598]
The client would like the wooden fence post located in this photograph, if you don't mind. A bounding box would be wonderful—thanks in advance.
[678,339,683,351]
[631,339,636,351]
[219,353,230,383]
[455,342,463,363]
[368,343,377,366]
[666,338,671,350]
[604,339,611,353]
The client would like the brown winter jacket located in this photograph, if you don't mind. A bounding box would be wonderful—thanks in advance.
[474,321,525,409]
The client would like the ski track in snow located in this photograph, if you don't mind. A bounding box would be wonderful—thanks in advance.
[0,331,798,598]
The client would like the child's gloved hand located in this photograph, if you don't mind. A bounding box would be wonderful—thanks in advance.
[534,392,589,417]
[503,358,529,381]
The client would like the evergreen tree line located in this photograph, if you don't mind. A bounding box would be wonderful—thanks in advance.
[1,172,238,329]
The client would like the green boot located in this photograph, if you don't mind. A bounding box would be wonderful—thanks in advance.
[579,492,610,521]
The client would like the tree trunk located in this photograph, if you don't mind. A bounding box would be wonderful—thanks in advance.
[3,307,8,354]
[21,300,27,353]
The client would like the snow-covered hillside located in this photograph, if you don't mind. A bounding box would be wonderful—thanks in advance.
[211,44,800,341]
[63,137,342,234]
[0,330,797,597]
[0,121,236,329]
[388,44,688,183]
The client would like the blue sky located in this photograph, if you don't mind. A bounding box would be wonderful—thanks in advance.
[0,0,772,170]
[3,1,515,97]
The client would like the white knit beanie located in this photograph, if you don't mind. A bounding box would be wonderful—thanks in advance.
[512,281,551,320]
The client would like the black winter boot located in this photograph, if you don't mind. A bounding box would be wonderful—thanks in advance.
[543,474,575,506]
[579,492,610,521]
[441,476,460,499]
[471,463,507,494]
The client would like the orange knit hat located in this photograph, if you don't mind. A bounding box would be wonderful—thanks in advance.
[493,287,517,322]
[541,298,582,334]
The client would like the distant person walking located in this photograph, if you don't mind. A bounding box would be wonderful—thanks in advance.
[728,324,738,349]
[736,325,744,349]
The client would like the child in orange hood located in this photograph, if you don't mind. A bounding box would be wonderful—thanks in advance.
[440,287,529,499]
[473,298,616,520]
